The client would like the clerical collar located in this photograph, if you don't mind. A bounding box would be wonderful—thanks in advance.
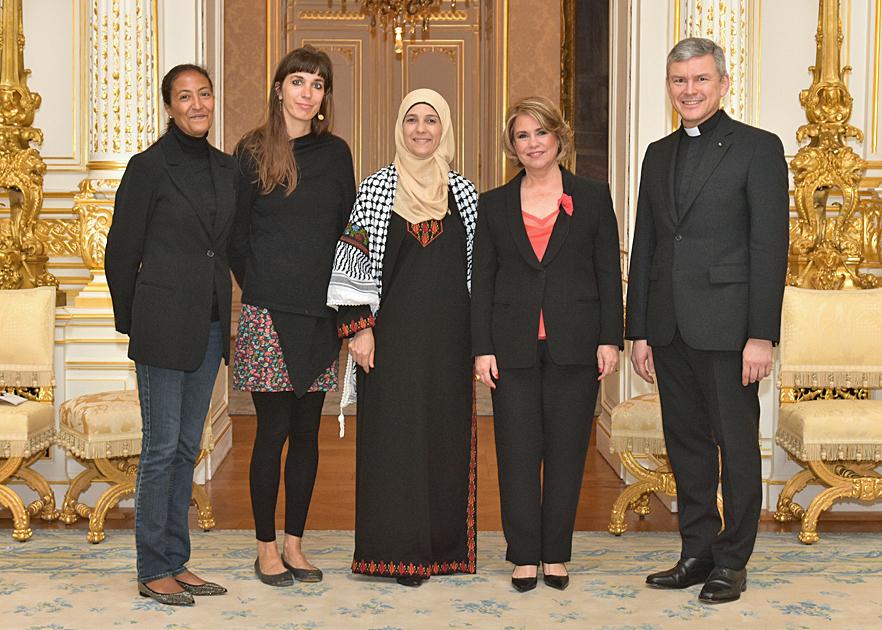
[682,109,724,138]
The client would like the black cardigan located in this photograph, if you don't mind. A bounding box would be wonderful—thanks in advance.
[229,133,356,392]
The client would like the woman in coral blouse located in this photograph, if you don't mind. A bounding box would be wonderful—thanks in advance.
[471,96,623,592]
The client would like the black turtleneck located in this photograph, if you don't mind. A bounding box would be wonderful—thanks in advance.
[674,108,724,219]
[169,121,220,320]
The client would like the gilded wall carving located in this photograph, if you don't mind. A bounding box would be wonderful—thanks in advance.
[788,0,878,289]
[680,0,750,123]
[0,0,55,289]
[88,0,157,162]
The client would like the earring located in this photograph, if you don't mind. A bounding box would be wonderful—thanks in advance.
[278,98,282,108]
[317,113,325,121]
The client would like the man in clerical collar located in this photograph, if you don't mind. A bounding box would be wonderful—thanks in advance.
[625,37,790,604]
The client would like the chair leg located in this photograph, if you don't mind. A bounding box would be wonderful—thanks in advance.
[87,457,137,544]
[633,491,652,517]
[774,467,816,522]
[608,452,677,535]
[59,461,100,525]
[0,457,31,541]
[14,454,59,521]
[191,482,215,531]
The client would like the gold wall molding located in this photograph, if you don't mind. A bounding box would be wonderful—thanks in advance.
[88,0,158,163]
[680,1,751,123]
[408,45,457,63]
[0,0,56,290]
[788,0,877,289]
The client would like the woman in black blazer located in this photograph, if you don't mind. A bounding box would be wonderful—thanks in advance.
[106,64,235,606]
[472,96,623,592]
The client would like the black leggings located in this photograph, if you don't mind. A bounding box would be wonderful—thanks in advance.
[249,391,325,542]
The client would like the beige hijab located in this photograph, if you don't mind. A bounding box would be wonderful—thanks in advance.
[392,88,455,223]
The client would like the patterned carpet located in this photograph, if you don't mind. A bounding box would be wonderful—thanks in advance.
[2,529,881,629]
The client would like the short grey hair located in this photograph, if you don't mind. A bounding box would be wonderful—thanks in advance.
[666,37,727,79]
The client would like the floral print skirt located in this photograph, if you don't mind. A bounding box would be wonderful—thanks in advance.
[233,304,337,393]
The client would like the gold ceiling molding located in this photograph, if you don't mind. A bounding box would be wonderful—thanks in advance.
[0,0,56,290]
[788,0,878,289]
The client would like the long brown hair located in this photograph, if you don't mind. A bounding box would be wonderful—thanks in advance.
[237,45,334,196]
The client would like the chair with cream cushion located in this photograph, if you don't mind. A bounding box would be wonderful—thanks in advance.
[608,393,676,534]
[608,392,725,534]
[56,389,216,543]
[0,286,59,541]
[774,286,882,543]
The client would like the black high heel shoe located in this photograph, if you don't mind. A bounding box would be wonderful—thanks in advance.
[511,565,539,593]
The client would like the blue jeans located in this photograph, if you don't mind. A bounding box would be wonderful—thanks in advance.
[134,321,223,583]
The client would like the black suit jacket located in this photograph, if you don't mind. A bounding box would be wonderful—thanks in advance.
[106,131,236,371]
[471,167,623,368]
[625,111,790,351]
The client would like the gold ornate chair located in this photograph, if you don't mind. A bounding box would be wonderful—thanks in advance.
[608,393,676,534]
[0,286,59,540]
[774,286,882,544]
[608,392,725,534]
[55,389,216,543]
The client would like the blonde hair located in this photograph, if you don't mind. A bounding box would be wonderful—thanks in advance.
[502,96,573,168]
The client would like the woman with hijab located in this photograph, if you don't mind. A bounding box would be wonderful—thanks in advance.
[328,88,478,587]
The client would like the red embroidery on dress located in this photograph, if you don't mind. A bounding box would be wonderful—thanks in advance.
[337,315,375,338]
[406,219,444,247]
[350,381,478,577]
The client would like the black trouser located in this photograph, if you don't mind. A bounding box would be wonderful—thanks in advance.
[652,330,761,570]
[249,391,325,542]
[491,341,599,565]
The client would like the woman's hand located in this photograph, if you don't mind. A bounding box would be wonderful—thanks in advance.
[596,344,619,381]
[349,328,375,373]
[474,354,498,389]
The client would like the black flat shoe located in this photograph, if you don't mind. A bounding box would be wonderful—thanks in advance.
[543,574,569,590]
[254,558,294,587]
[646,557,714,589]
[138,582,195,606]
[396,575,425,587]
[175,579,228,596]
[281,555,323,583]
[698,567,747,603]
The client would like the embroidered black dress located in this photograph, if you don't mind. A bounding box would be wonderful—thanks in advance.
[347,199,476,578]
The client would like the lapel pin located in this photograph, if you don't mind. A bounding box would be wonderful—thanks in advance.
[718,141,723,147]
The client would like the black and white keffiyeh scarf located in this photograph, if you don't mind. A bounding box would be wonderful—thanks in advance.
[327,164,478,430]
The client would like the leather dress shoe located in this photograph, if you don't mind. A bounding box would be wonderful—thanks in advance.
[698,567,747,603]
[646,557,714,589]
[138,582,195,606]
[175,579,228,596]
[396,575,426,587]
[281,555,323,583]
[254,558,294,587]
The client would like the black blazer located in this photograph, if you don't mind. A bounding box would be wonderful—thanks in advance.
[625,111,790,351]
[471,167,623,369]
[106,131,236,371]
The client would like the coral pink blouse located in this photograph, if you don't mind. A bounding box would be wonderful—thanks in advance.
[522,193,573,339]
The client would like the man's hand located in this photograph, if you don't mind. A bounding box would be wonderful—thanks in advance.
[597,345,619,381]
[630,339,655,384]
[349,327,375,373]
[742,338,773,386]
[474,354,498,389]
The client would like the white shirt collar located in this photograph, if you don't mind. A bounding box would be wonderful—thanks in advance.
[683,126,701,137]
